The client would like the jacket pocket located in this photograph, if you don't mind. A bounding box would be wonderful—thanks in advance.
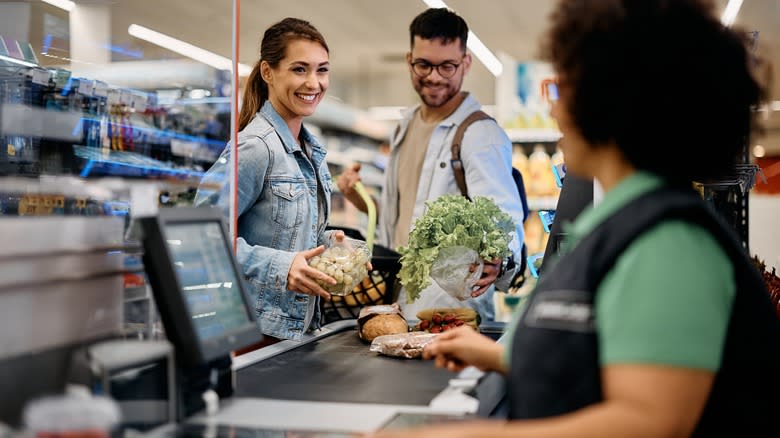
[269,180,306,228]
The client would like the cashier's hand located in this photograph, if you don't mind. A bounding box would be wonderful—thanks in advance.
[288,246,334,301]
[423,326,507,374]
[469,258,501,298]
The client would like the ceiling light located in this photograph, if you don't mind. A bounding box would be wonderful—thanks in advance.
[420,0,503,77]
[128,24,251,76]
[753,145,765,158]
[720,0,743,26]
[41,0,75,12]
[0,54,38,68]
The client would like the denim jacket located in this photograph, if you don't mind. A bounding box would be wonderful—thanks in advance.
[381,93,525,321]
[195,101,334,340]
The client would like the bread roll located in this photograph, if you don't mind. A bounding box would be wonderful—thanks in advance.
[360,313,409,342]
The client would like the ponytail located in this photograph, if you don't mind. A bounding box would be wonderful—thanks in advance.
[238,61,267,131]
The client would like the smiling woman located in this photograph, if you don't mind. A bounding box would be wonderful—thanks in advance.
[195,18,356,345]
[262,39,330,131]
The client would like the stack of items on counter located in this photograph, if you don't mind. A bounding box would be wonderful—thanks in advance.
[357,304,481,359]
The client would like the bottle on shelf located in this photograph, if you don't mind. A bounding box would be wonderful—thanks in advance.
[528,144,557,197]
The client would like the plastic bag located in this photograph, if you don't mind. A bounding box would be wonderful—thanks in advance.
[309,235,371,296]
[369,332,438,359]
[430,246,484,300]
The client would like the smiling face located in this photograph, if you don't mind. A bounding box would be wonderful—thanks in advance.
[408,36,470,110]
[263,39,329,125]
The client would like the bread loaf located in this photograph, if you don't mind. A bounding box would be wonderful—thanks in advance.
[357,304,408,342]
[360,313,409,342]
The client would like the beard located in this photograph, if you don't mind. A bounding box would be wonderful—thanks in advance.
[414,76,462,108]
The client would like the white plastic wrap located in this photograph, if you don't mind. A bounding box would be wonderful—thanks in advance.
[309,235,371,296]
[369,332,438,359]
[430,246,484,301]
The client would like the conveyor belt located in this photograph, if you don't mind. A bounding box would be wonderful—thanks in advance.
[234,328,454,405]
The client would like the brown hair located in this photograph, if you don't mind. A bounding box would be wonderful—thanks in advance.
[238,17,329,131]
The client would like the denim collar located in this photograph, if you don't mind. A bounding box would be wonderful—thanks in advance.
[259,100,323,154]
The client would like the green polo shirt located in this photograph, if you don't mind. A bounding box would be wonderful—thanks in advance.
[503,172,735,370]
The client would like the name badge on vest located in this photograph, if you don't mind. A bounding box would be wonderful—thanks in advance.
[523,289,595,333]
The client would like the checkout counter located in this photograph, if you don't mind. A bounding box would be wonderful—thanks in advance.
[136,207,508,437]
[0,206,506,436]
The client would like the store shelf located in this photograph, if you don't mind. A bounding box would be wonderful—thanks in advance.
[527,196,558,211]
[506,128,562,143]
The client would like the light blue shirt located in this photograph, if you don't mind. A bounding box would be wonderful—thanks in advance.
[383,93,525,320]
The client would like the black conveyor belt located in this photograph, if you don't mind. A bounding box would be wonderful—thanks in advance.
[234,329,455,405]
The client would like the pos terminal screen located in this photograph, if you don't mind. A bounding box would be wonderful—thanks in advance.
[164,221,252,341]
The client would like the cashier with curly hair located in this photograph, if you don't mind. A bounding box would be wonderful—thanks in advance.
[368,0,780,437]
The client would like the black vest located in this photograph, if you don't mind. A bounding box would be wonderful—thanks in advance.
[507,187,779,435]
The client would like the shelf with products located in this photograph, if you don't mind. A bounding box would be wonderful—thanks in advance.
[0,64,228,181]
[506,128,562,144]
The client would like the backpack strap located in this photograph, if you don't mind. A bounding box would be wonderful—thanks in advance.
[451,110,494,200]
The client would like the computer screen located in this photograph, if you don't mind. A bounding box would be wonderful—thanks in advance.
[140,207,263,366]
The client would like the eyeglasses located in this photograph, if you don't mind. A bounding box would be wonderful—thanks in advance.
[410,59,463,78]
[541,78,559,104]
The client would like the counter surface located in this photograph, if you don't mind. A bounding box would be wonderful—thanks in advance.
[234,327,453,405]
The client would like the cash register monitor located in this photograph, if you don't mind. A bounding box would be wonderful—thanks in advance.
[140,207,262,367]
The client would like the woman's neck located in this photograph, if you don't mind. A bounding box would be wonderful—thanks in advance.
[286,119,303,143]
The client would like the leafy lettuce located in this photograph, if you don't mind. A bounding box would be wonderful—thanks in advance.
[397,195,515,302]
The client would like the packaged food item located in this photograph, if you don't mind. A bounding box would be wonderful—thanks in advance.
[308,235,371,296]
[528,144,556,197]
[429,246,483,301]
[369,332,438,359]
[412,307,480,333]
[357,304,409,342]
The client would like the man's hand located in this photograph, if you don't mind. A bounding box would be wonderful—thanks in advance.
[470,257,501,297]
[336,163,369,213]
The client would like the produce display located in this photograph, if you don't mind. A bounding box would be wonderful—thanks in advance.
[412,308,480,333]
[398,195,515,303]
[309,236,371,296]
[357,304,409,342]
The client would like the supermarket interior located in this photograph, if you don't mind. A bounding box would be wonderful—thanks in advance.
[1,0,779,436]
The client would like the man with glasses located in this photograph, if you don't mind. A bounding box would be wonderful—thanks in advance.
[337,8,524,320]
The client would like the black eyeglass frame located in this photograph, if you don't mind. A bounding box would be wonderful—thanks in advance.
[409,57,465,78]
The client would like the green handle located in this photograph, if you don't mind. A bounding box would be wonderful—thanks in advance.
[353,181,376,253]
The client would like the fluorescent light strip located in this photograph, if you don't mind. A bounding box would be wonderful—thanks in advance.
[421,0,503,77]
[128,24,252,76]
[41,0,75,12]
[0,54,37,68]
[721,0,743,26]
[466,30,503,76]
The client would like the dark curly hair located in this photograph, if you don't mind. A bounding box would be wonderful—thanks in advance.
[540,0,765,184]
[409,8,468,52]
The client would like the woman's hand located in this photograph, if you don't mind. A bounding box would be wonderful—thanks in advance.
[423,326,506,374]
[470,257,501,298]
[287,246,335,300]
